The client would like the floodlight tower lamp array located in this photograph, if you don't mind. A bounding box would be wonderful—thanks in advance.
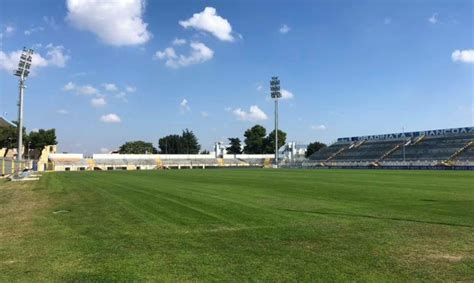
[14,47,34,161]
[270,76,282,168]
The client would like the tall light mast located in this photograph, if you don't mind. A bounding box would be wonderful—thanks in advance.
[14,47,34,161]
[270,76,282,168]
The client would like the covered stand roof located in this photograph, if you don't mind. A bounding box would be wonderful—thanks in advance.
[0,116,16,128]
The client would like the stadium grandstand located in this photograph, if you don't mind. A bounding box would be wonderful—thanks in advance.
[298,126,473,169]
[47,153,273,171]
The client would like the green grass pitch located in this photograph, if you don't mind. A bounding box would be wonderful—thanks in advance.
[1,169,473,281]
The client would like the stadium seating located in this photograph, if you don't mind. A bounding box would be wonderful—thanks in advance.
[305,127,473,168]
[307,142,350,161]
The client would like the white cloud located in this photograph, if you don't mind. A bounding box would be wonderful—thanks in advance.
[44,44,69,67]
[0,44,69,74]
[233,105,268,121]
[384,18,392,25]
[281,89,294,100]
[311,124,327,131]
[115,91,128,102]
[279,24,290,34]
[154,41,214,68]
[256,84,263,91]
[63,82,99,95]
[100,147,109,153]
[100,113,121,123]
[428,13,438,24]
[180,98,190,112]
[125,85,136,93]
[154,47,177,60]
[172,38,187,46]
[57,109,69,115]
[5,26,14,34]
[91,97,107,107]
[63,82,76,91]
[102,83,118,92]
[452,49,474,63]
[77,85,99,95]
[200,111,209,118]
[24,26,44,35]
[66,0,151,46]
[179,7,234,41]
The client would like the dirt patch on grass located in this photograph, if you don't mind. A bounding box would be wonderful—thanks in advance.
[426,253,464,263]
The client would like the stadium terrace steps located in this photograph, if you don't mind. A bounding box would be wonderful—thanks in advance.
[376,143,402,163]
[446,141,473,162]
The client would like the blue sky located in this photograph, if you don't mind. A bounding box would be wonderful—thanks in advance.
[0,0,472,154]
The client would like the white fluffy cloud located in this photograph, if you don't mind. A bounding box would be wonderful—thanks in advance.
[100,113,121,123]
[0,44,69,74]
[102,83,118,92]
[63,82,76,91]
[233,105,268,121]
[100,147,109,153]
[279,24,290,34]
[66,0,151,46]
[281,89,294,100]
[179,7,234,41]
[44,44,69,67]
[78,85,99,95]
[125,85,136,93]
[57,109,69,115]
[91,97,107,107]
[63,82,99,95]
[428,13,438,24]
[154,41,214,68]
[311,124,327,131]
[172,38,187,46]
[180,98,190,112]
[5,26,14,34]
[452,49,474,63]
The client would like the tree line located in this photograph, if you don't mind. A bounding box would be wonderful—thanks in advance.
[118,125,326,157]
[1,121,326,157]
[0,122,57,150]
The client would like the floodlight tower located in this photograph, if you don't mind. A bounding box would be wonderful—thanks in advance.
[270,76,282,168]
[14,47,34,161]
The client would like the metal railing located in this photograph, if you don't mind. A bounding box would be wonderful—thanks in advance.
[0,158,27,176]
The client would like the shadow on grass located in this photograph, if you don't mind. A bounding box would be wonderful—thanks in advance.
[279,208,474,228]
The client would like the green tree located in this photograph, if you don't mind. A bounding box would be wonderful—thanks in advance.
[0,127,17,148]
[306,141,327,158]
[263,129,287,154]
[159,135,181,154]
[158,130,201,154]
[27,129,57,149]
[181,129,200,154]
[0,121,28,148]
[243,125,267,154]
[227,138,242,154]
[119,141,157,154]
